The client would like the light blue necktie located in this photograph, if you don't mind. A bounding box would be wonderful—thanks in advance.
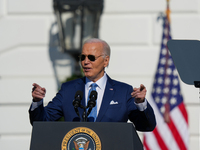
[87,83,98,122]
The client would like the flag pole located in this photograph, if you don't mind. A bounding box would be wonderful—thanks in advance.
[162,0,171,123]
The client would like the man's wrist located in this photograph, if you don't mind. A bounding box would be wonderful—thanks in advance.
[134,99,147,111]
[31,99,43,111]
[135,98,145,104]
[32,98,42,102]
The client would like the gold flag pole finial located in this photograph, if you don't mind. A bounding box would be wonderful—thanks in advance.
[166,0,171,22]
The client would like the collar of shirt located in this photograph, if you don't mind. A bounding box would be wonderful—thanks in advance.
[85,72,107,91]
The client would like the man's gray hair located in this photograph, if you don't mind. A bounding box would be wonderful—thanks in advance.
[83,38,111,57]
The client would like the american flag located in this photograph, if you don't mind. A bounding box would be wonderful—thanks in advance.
[143,3,189,150]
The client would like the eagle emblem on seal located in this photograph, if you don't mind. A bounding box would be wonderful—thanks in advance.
[73,137,90,150]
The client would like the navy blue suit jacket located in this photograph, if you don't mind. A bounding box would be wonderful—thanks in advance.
[29,75,156,131]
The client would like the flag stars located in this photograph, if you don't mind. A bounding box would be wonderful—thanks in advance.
[170,97,177,105]
[156,87,162,94]
[168,58,173,66]
[160,106,165,114]
[164,77,171,85]
[160,58,166,65]
[166,68,172,75]
[162,97,167,104]
[155,96,160,103]
[171,88,178,95]
[163,38,168,45]
[163,87,169,94]
[173,69,178,76]
[159,67,164,74]
[158,77,163,84]
[173,78,179,86]
[162,48,167,55]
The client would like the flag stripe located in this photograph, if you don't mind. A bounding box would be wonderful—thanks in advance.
[148,96,180,150]
[178,102,188,123]
[143,135,150,150]
[168,116,187,150]
[171,105,189,148]
[153,128,168,150]
[144,125,162,150]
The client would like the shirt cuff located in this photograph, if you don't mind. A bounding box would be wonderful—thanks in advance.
[30,99,43,111]
[134,99,147,111]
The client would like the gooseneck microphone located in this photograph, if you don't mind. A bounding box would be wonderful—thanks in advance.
[72,90,98,122]
[72,91,83,118]
[87,91,98,116]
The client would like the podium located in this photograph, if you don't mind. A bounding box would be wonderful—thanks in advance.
[30,122,144,150]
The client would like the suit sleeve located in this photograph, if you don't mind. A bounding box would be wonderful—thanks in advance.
[127,86,156,131]
[29,85,64,125]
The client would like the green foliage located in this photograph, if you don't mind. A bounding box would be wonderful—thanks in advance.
[63,74,84,83]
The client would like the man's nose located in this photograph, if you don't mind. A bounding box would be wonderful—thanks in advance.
[83,56,90,64]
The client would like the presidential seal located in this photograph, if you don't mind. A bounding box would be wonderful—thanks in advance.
[61,127,101,150]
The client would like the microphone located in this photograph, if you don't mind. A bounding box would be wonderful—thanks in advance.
[87,91,98,116]
[72,91,83,117]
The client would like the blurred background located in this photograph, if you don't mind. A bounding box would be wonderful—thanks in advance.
[0,0,200,149]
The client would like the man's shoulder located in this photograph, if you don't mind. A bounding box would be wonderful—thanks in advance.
[108,77,132,88]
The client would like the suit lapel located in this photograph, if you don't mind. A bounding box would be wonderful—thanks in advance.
[96,76,115,122]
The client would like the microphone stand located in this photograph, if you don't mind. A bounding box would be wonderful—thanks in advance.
[80,105,88,122]
[79,104,94,122]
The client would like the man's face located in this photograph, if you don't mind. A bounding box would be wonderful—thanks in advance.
[81,42,109,82]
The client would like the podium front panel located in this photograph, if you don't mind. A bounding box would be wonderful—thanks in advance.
[30,122,143,150]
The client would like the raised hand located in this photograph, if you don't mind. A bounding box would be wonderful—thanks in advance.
[32,83,46,102]
[131,84,147,103]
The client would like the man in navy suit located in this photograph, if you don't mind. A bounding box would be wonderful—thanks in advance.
[29,38,156,131]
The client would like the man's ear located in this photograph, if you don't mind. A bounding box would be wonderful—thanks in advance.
[104,55,110,67]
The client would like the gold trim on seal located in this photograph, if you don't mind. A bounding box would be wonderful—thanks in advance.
[61,127,101,150]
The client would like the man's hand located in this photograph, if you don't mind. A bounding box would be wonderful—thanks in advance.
[32,83,46,102]
[131,84,147,103]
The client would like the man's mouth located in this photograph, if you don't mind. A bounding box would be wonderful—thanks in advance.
[83,67,91,72]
